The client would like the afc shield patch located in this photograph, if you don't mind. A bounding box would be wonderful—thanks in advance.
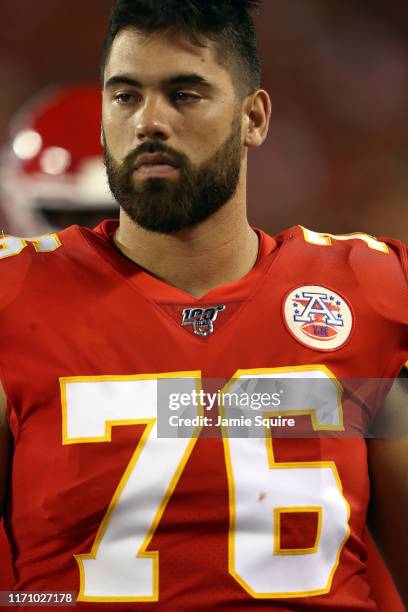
[283,285,353,351]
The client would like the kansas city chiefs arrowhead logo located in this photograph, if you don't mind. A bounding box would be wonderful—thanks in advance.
[283,286,353,350]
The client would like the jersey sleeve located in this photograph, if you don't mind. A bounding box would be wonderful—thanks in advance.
[349,236,408,326]
[0,233,63,434]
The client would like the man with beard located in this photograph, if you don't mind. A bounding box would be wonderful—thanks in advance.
[0,1,407,610]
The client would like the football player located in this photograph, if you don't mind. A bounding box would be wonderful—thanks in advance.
[0,1,407,610]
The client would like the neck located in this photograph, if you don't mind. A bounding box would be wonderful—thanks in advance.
[113,180,258,298]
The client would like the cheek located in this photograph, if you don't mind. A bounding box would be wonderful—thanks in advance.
[183,121,231,163]
[102,107,132,157]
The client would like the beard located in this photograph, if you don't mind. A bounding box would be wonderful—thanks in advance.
[103,115,243,234]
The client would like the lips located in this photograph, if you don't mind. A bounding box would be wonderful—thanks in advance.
[133,153,180,178]
[134,153,179,170]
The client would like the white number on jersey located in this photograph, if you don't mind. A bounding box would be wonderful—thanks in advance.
[62,367,350,602]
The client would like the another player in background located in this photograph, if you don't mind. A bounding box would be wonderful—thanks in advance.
[0,1,407,610]
[0,84,118,235]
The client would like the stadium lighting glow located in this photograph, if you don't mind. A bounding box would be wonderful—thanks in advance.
[12,129,42,160]
[40,147,72,175]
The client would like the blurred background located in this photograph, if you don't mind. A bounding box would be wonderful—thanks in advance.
[0,2,406,609]
[0,0,407,238]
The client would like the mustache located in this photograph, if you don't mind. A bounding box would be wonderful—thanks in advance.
[122,141,188,172]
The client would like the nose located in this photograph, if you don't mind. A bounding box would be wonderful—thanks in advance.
[135,95,171,142]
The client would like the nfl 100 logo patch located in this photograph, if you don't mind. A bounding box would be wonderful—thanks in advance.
[283,285,353,350]
[181,305,226,336]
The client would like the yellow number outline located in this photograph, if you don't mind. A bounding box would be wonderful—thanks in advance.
[273,506,323,555]
[0,233,61,259]
[61,371,202,603]
[62,367,350,601]
[220,366,350,599]
[300,226,389,253]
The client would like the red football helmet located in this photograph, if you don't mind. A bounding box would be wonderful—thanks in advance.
[0,84,118,234]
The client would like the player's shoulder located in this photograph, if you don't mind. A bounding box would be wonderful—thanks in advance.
[277,225,408,323]
[279,225,407,278]
[0,224,93,269]
[0,225,100,303]
[0,225,105,312]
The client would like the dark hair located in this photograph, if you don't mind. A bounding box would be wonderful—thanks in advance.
[101,0,262,97]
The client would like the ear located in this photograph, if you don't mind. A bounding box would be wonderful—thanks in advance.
[243,89,271,149]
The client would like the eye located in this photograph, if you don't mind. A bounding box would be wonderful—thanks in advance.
[114,92,138,105]
[172,91,201,103]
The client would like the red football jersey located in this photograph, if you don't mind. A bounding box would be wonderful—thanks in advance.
[0,221,407,611]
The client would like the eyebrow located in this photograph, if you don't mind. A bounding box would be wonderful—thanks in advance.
[104,73,213,90]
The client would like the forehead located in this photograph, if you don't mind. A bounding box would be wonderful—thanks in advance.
[104,27,233,88]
